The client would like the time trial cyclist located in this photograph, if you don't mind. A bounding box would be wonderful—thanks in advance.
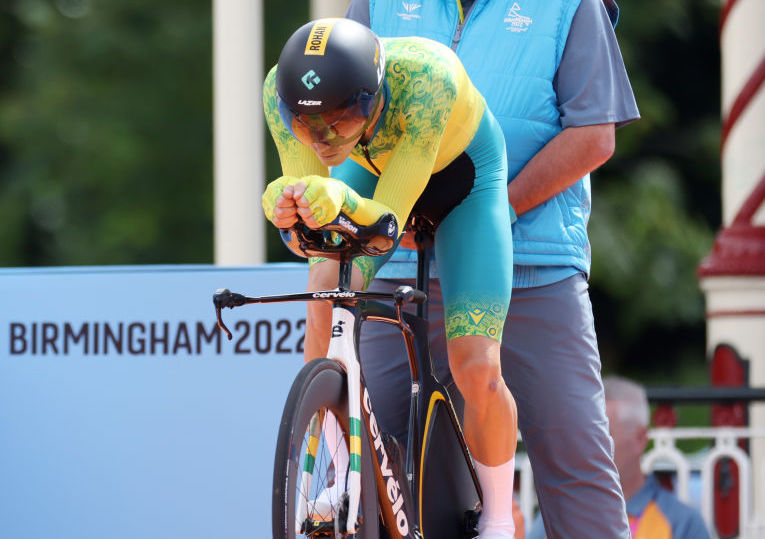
[262,18,517,538]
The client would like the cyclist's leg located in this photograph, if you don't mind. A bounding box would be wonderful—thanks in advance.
[435,110,516,537]
[502,276,629,538]
[436,229,515,538]
[309,411,350,517]
[391,277,628,538]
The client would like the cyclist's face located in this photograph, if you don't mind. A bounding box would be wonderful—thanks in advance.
[312,139,357,166]
[291,107,368,166]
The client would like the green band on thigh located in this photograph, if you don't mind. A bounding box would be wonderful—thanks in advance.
[308,255,380,291]
[445,294,507,342]
[353,256,378,289]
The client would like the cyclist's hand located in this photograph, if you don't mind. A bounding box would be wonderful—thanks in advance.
[294,175,396,231]
[293,175,354,229]
[263,176,301,228]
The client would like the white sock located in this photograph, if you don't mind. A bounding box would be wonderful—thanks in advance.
[322,411,348,499]
[475,458,516,538]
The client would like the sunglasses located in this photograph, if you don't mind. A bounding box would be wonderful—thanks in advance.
[278,91,379,147]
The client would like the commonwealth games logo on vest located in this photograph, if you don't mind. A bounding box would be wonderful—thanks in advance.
[504,3,532,32]
[397,2,421,21]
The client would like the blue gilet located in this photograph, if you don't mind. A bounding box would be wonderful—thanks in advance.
[370,0,590,279]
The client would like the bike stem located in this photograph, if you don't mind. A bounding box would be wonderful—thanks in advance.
[338,256,353,291]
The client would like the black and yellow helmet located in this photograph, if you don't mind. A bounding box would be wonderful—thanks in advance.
[275,18,386,145]
[276,18,385,114]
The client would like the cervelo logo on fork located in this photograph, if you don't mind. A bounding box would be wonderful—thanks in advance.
[363,387,410,536]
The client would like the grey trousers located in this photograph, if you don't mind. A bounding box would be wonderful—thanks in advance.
[359,273,629,539]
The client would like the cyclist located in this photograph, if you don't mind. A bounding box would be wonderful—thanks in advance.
[262,19,517,537]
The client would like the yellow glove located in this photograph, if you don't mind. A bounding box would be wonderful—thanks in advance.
[298,175,394,228]
[262,175,301,227]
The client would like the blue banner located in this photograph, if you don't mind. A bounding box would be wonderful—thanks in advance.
[0,264,309,538]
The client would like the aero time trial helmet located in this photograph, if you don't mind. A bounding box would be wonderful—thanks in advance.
[275,18,386,147]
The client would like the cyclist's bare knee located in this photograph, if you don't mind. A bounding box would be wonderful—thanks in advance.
[447,335,504,402]
[307,259,339,291]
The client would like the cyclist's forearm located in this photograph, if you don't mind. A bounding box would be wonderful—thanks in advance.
[340,188,397,228]
[507,123,614,215]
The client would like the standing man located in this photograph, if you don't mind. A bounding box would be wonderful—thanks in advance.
[341,1,640,537]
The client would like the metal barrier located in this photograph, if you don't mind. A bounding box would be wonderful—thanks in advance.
[643,426,765,538]
[646,387,765,538]
[515,387,765,538]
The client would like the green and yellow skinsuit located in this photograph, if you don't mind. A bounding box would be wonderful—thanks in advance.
[263,37,513,342]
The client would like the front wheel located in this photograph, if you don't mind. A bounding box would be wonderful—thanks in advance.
[272,358,379,538]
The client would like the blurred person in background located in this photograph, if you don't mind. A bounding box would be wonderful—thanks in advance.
[344,1,640,537]
[528,375,711,539]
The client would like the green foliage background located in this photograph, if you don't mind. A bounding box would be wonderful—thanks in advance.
[0,0,722,381]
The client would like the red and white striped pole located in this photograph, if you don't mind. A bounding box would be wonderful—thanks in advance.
[698,0,765,534]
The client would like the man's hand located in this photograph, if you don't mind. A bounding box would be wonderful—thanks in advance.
[262,176,301,229]
[263,175,394,231]
[293,177,346,229]
[262,175,351,230]
[507,123,614,216]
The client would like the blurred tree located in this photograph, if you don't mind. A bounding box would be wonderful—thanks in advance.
[592,0,720,376]
[0,0,213,266]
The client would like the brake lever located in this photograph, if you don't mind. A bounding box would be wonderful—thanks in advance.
[213,288,246,341]
[215,305,232,341]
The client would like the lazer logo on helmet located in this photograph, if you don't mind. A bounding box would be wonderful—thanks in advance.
[304,20,336,56]
[297,99,322,106]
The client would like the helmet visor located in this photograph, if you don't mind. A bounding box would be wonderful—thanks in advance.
[278,91,378,147]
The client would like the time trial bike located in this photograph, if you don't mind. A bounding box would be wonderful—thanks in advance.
[214,212,483,538]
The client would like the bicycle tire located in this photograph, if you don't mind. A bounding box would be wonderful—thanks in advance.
[273,358,380,539]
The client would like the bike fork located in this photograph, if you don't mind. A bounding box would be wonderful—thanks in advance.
[326,303,363,535]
